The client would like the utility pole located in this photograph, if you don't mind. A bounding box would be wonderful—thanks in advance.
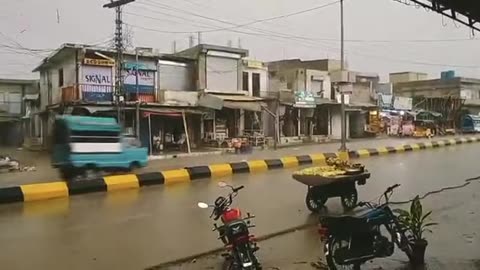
[172,40,177,53]
[339,0,347,152]
[103,0,135,126]
[135,47,140,140]
[197,32,202,45]
[189,35,194,47]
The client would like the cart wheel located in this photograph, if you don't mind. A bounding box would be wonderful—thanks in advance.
[341,190,358,210]
[306,188,328,212]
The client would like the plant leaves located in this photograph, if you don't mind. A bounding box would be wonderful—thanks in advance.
[421,211,432,222]
[411,196,423,221]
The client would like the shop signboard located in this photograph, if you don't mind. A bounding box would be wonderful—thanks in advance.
[123,62,155,94]
[82,65,114,102]
[246,59,263,69]
[393,96,412,111]
[294,90,316,108]
[83,58,115,66]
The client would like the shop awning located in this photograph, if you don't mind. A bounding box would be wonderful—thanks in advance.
[23,94,39,101]
[141,107,205,117]
[199,94,266,112]
[349,102,378,109]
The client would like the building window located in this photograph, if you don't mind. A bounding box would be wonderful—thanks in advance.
[252,73,260,97]
[58,68,64,87]
[242,72,249,91]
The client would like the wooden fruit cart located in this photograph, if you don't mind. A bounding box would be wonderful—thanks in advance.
[293,169,371,212]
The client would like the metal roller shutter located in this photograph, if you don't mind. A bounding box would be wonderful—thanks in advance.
[206,56,238,92]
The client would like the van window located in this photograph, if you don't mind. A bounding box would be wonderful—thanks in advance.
[70,130,120,143]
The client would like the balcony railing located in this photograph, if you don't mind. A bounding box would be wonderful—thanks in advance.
[62,84,158,103]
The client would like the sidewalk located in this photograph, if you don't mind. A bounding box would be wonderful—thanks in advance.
[0,135,468,188]
[154,179,480,270]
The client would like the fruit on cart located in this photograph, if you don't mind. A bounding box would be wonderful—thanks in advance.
[326,157,364,172]
[294,166,346,177]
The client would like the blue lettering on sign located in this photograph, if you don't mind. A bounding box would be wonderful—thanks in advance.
[85,74,111,84]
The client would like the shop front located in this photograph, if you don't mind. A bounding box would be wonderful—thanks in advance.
[280,91,317,138]
[199,94,266,149]
[140,107,203,155]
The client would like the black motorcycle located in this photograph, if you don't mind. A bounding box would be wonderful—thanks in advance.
[198,182,261,270]
[318,184,413,270]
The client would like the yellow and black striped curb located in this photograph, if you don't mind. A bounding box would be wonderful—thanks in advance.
[0,137,478,204]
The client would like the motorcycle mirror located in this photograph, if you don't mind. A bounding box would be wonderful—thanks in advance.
[197,202,209,209]
[217,181,228,188]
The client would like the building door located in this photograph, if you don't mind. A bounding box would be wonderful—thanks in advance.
[252,73,260,97]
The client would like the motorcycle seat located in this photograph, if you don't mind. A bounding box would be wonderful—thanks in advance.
[319,207,376,232]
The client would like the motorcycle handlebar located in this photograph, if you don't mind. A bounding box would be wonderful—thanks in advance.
[233,185,244,192]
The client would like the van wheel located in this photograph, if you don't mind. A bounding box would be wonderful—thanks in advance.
[84,164,99,179]
[129,162,140,172]
[60,168,74,180]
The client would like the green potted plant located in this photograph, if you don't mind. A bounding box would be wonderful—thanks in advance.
[395,196,437,265]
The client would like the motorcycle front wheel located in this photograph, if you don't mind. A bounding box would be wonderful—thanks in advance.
[325,237,361,270]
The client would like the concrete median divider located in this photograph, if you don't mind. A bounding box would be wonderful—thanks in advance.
[0,136,478,204]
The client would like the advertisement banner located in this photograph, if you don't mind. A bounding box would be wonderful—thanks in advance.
[294,91,316,108]
[82,65,113,102]
[393,96,413,111]
[123,67,155,94]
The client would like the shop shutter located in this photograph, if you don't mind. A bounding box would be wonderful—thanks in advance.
[206,56,238,92]
[159,63,194,91]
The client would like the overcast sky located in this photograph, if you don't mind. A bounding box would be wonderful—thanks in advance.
[1,0,480,81]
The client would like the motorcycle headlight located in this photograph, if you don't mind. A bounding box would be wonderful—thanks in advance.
[242,262,253,267]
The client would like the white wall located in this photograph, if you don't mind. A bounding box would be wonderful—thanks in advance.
[38,52,77,106]
[305,70,331,99]
[241,66,268,96]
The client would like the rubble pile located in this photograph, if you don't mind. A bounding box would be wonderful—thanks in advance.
[0,156,36,173]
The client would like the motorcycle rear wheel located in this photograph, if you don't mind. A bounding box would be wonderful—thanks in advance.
[325,237,362,270]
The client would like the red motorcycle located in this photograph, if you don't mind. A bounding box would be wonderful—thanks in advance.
[198,182,261,270]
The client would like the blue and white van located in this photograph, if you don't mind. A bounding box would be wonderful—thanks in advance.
[52,115,148,179]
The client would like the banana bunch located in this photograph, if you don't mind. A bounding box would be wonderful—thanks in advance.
[295,166,345,177]
[326,157,351,168]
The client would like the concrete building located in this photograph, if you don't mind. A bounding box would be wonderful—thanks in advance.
[389,72,428,84]
[392,74,480,129]
[178,44,269,146]
[393,76,480,99]
[33,43,167,151]
[267,59,378,140]
[0,78,40,147]
[268,62,332,140]
[33,43,269,153]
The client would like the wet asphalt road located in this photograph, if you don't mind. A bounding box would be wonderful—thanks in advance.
[166,227,480,270]
[0,144,479,270]
[0,136,462,187]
